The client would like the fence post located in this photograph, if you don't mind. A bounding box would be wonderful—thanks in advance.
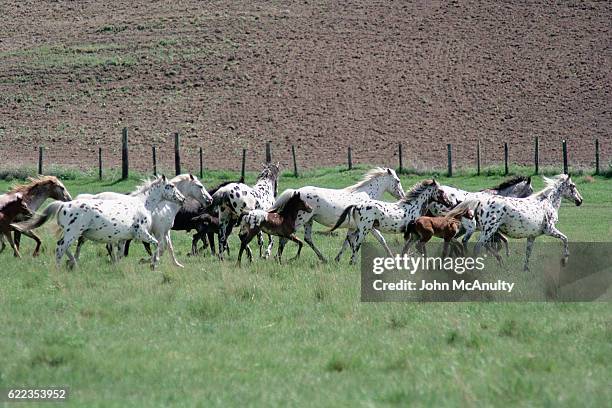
[398,143,404,174]
[348,146,353,170]
[447,144,452,177]
[476,140,481,176]
[121,127,129,179]
[291,145,298,177]
[595,139,600,175]
[98,147,102,180]
[241,148,247,181]
[199,147,203,179]
[38,146,43,175]
[562,140,568,175]
[534,136,539,175]
[174,132,181,176]
[152,146,157,176]
[504,142,509,175]
[265,141,271,163]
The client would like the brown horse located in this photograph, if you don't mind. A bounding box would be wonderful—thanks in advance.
[237,191,313,265]
[402,207,475,258]
[0,193,34,257]
[0,176,72,256]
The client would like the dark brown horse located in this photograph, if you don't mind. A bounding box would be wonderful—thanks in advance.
[237,191,312,265]
[0,176,71,256]
[402,207,474,258]
[0,193,34,257]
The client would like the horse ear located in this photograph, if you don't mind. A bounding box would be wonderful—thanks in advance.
[189,173,195,180]
[162,174,167,181]
[387,168,392,174]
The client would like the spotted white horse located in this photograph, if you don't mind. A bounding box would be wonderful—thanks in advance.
[428,176,533,254]
[446,174,583,271]
[330,179,451,264]
[212,163,281,260]
[73,174,212,267]
[12,175,185,269]
[273,167,406,262]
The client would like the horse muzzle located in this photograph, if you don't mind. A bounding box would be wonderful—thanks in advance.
[575,198,583,206]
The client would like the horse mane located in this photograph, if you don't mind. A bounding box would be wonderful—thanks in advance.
[8,175,61,194]
[481,176,530,192]
[131,176,164,196]
[170,174,192,184]
[401,179,436,202]
[534,174,567,200]
[344,167,391,192]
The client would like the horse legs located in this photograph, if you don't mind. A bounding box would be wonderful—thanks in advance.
[208,231,216,256]
[524,237,536,272]
[544,224,569,266]
[303,220,327,262]
[277,237,289,261]
[17,229,42,256]
[371,228,393,257]
[55,233,79,268]
[334,237,350,262]
[75,236,86,260]
[218,217,230,260]
[287,234,305,262]
[461,218,477,254]
[132,227,160,268]
[237,230,257,266]
[401,233,416,256]
[3,231,21,258]
[0,234,5,254]
[263,234,274,259]
[165,232,184,268]
[13,230,21,250]
[348,228,368,265]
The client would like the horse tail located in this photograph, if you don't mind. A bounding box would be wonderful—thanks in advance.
[443,200,479,220]
[11,201,63,232]
[329,205,355,232]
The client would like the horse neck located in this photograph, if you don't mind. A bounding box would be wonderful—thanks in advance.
[255,178,275,197]
[140,185,164,209]
[21,185,50,210]
[547,186,564,210]
[355,177,387,199]
[402,189,433,211]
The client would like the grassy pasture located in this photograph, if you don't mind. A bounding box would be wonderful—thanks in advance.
[0,169,610,407]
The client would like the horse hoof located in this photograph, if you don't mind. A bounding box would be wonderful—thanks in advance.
[175,263,185,268]
[561,257,568,267]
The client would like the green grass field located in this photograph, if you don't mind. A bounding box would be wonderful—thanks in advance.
[0,169,610,407]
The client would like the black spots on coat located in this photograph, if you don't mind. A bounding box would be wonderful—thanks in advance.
[62,210,67,216]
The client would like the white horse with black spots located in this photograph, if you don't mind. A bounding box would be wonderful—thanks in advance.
[330,179,450,264]
[273,167,406,262]
[446,174,583,271]
[212,163,280,260]
[428,176,533,254]
[73,174,212,267]
[12,175,185,269]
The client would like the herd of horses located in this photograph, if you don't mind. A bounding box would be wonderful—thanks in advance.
[0,164,583,272]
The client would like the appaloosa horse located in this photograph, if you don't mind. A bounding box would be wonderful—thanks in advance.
[447,175,583,271]
[213,163,280,260]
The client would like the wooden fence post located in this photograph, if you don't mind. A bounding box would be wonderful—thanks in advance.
[595,139,600,175]
[398,143,404,174]
[504,142,509,175]
[241,148,247,181]
[265,141,271,163]
[38,146,43,175]
[121,127,129,180]
[476,140,481,176]
[562,140,568,174]
[291,145,298,177]
[199,147,203,179]
[174,132,181,176]
[447,144,452,177]
[152,146,157,176]
[534,136,539,175]
[98,147,102,180]
[348,146,353,170]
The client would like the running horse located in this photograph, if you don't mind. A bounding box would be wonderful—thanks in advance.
[0,176,72,256]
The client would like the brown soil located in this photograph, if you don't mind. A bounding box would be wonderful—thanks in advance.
[0,1,610,174]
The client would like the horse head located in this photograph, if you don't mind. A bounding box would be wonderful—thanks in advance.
[383,168,406,199]
[182,174,213,207]
[160,175,186,205]
[560,174,583,206]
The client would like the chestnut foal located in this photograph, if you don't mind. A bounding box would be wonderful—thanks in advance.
[237,191,312,265]
[402,207,474,258]
[0,193,34,258]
